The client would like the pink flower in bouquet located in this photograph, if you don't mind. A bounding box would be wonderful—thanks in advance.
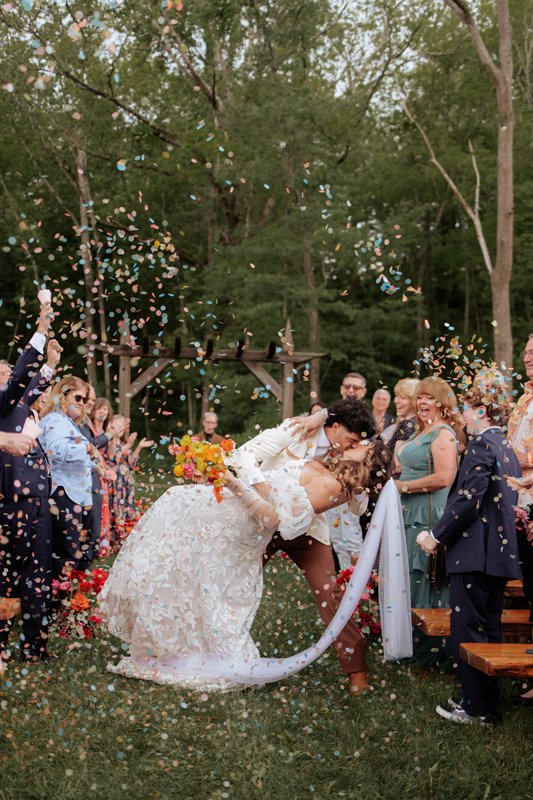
[183,463,195,479]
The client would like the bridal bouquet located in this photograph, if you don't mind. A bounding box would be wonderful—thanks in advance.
[51,567,108,640]
[336,568,382,640]
[169,434,236,502]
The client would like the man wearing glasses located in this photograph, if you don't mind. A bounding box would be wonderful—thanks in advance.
[326,373,368,570]
[340,373,367,401]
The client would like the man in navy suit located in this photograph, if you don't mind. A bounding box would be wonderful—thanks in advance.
[417,378,522,725]
[0,301,62,664]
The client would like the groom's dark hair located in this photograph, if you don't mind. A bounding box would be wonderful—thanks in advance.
[325,398,375,440]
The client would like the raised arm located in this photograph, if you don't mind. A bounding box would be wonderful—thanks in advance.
[239,421,294,464]
[0,303,55,417]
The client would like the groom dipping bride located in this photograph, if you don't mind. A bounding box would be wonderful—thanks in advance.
[99,399,391,694]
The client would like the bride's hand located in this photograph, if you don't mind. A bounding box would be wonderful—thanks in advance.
[288,408,328,441]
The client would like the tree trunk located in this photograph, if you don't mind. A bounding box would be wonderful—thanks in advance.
[303,237,321,399]
[491,267,513,368]
[76,149,112,397]
[76,149,97,386]
[493,0,514,367]
[442,0,514,367]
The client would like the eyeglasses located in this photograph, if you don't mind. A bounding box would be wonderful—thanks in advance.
[521,350,533,359]
[69,393,88,403]
[342,383,365,391]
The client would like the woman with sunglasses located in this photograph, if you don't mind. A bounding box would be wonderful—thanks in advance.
[39,377,96,578]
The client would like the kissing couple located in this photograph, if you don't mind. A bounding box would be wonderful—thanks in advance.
[99,398,411,692]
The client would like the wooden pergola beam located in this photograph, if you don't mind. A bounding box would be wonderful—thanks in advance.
[130,358,174,398]
[94,344,325,364]
[242,361,283,402]
[101,317,326,419]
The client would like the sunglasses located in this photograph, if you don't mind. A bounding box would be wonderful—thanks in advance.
[69,393,88,404]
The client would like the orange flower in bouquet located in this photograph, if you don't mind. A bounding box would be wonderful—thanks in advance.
[70,591,90,612]
[168,434,236,502]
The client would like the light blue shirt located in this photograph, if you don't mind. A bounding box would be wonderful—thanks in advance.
[39,411,93,507]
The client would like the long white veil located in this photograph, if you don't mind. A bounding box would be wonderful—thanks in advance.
[155,478,412,684]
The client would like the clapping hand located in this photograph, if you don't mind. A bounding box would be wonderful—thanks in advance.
[138,438,155,449]
[126,432,138,449]
[107,417,127,439]
[416,530,438,554]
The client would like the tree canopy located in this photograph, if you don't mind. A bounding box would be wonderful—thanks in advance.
[0,0,531,436]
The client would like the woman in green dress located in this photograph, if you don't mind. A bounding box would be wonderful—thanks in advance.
[394,376,465,665]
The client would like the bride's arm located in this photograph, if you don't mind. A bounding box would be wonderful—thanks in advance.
[225,471,280,530]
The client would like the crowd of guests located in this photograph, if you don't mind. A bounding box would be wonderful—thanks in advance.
[1,299,531,722]
[0,299,152,667]
[308,341,533,724]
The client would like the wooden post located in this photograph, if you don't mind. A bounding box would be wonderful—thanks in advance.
[282,318,294,419]
[118,320,131,416]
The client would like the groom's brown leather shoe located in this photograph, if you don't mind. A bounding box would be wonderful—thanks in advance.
[349,670,369,696]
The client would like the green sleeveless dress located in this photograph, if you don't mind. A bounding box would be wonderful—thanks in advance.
[398,424,458,665]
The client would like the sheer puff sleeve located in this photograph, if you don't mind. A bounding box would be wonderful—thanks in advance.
[265,467,315,540]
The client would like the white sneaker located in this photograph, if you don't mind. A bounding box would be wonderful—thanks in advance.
[436,704,494,727]
[447,697,463,711]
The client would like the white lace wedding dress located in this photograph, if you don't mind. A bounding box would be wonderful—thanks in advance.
[99,461,315,690]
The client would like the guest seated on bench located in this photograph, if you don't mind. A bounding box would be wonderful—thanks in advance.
[417,369,522,726]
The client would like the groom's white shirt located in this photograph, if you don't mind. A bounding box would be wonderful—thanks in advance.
[239,421,368,545]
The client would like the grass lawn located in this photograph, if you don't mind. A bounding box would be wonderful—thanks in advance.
[1,487,531,800]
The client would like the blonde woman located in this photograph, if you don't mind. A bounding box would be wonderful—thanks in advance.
[39,377,95,576]
[394,376,465,664]
[381,378,420,455]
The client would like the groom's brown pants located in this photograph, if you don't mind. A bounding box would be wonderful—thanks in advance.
[263,532,367,675]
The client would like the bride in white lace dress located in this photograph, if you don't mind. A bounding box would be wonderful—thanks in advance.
[99,444,388,689]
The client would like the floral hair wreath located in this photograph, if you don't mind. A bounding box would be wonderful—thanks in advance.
[460,367,512,419]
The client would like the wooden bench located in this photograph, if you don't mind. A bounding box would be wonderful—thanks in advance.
[411,607,531,638]
[504,579,525,599]
[460,643,533,678]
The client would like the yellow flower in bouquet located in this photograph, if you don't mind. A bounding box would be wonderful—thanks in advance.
[168,435,235,502]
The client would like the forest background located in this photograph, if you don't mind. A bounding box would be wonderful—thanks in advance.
[0,0,532,442]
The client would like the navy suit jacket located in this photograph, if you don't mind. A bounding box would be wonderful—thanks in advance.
[0,367,51,503]
[0,344,43,418]
[432,428,522,579]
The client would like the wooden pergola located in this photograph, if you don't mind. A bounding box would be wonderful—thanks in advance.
[94,319,326,419]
